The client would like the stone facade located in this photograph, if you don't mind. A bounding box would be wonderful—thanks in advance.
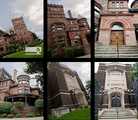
[47,3,91,55]
[95,0,138,46]
[0,17,34,54]
[47,62,89,114]
[95,62,136,109]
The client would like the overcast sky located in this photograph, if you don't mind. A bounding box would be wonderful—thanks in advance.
[47,0,91,27]
[59,62,91,88]
[0,0,43,39]
[0,62,37,85]
[95,62,136,73]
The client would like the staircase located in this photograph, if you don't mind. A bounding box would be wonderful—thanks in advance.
[95,45,138,58]
[99,108,136,119]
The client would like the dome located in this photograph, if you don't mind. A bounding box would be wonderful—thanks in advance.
[77,14,86,21]
[17,69,30,79]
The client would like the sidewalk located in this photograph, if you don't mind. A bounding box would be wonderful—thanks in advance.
[0,117,43,120]
[99,119,137,120]
[76,54,91,58]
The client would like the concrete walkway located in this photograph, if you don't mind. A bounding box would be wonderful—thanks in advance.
[0,117,43,120]
[76,54,91,58]
[99,119,137,120]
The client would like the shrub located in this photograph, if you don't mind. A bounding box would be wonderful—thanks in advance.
[10,108,15,114]
[36,113,41,116]
[25,114,33,118]
[18,46,23,51]
[16,114,22,118]
[69,108,72,112]
[48,114,55,120]
[48,48,53,57]
[13,102,24,114]
[35,99,43,114]
[65,48,74,57]
[7,114,14,118]
[51,50,56,55]
[8,50,11,54]
[30,113,35,117]
[0,53,4,58]
[7,44,15,50]
[1,113,7,118]
[16,49,18,52]
[15,44,19,49]
[10,48,15,53]
[4,52,9,56]
[70,46,82,56]
[51,53,60,58]
[79,105,83,109]
[88,99,91,105]
[84,105,88,108]
[58,42,66,48]
[0,102,12,113]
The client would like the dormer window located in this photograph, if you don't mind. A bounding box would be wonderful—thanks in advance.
[10,30,14,34]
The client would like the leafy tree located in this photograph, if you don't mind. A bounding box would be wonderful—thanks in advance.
[85,80,91,98]
[31,32,39,40]
[58,42,66,56]
[0,102,12,114]
[24,62,44,90]
[130,62,138,82]
[13,102,24,114]
[35,99,43,114]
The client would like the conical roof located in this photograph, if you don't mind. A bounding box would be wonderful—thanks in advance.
[17,69,30,79]
[77,14,86,21]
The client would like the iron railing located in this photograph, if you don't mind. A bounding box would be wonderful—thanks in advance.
[94,76,101,120]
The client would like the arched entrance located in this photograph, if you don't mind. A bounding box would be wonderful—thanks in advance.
[75,34,83,46]
[110,24,124,45]
[112,95,121,107]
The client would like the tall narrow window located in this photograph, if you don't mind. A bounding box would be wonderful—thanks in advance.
[120,2,123,8]
[70,21,73,25]
[18,87,22,93]
[68,21,70,25]
[58,8,60,11]
[0,37,2,42]
[112,2,115,8]
[116,2,119,8]
[73,21,75,25]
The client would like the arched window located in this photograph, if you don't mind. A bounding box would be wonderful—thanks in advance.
[75,35,80,39]
[111,24,124,30]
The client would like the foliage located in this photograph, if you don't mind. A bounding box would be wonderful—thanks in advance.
[0,53,4,58]
[10,48,15,53]
[130,62,138,82]
[51,50,56,55]
[79,105,83,109]
[25,114,33,117]
[48,114,55,120]
[70,46,82,56]
[88,99,91,105]
[35,99,43,110]
[4,52,9,56]
[7,114,14,118]
[58,42,66,48]
[31,32,39,40]
[0,102,12,113]
[10,108,15,114]
[24,62,44,89]
[1,113,7,118]
[7,44,15,50]
[30,113,35,117]
[69,108,72,112]
[47,62,54,69]
[48,48,53,57]
[15,44,19,49]
[13,102,24,114]
[65,48,74,57]
[85,80,91,98]
[18,46,23,51]
[36,113,41,116]
[16,114,22,118]
[84,105,88,108]
[51,52,60,58]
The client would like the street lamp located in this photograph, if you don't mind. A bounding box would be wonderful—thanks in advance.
[99,85,104,111]
[128,85,134,110]
[116,36,119,58]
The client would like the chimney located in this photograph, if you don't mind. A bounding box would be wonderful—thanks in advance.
[68,10,73,18]
[13,69,17,82]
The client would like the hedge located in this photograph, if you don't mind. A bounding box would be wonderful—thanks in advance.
[65,48,74,57]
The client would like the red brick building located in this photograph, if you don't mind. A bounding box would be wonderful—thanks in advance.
[0,68,41,114]
[47,3,91,54]
[95,0,138,45]
[0,16,34,54]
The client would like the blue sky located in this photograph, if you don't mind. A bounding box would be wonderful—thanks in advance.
[48,0,91,27]
[59,62,91,88]
[0,62,38,86]
[0,0,43,39]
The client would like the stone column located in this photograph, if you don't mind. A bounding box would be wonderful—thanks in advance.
[122,93,125,108]
[25,96,27,106]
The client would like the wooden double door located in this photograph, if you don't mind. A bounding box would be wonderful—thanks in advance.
[110,31,124,45]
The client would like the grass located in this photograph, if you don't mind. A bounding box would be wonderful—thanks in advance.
[54,108,91,120]
[5,44,44,58]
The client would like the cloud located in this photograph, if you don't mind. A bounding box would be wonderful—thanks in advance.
[35,31,43,37]
[10,0,43,31]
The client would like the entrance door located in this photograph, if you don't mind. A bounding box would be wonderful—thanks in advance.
[112,96,121,107]
[111,31,124,45]
[77,39,82,46]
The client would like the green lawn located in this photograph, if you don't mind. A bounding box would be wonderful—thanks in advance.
[5,44,44,58]
[54,108,91,120]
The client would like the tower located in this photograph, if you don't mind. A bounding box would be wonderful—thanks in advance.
[11,17,33,46]
[13,69,17,82]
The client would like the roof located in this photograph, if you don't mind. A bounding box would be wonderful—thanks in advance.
[17,70,30,79]
[131,0,138,8]
[5,27,16,35]
[10,82,18,87]
[77,14,86,21]
[30,84,39,89]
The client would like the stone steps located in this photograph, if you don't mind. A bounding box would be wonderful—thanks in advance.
[95,45,138,58]
[99,109,136,119]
